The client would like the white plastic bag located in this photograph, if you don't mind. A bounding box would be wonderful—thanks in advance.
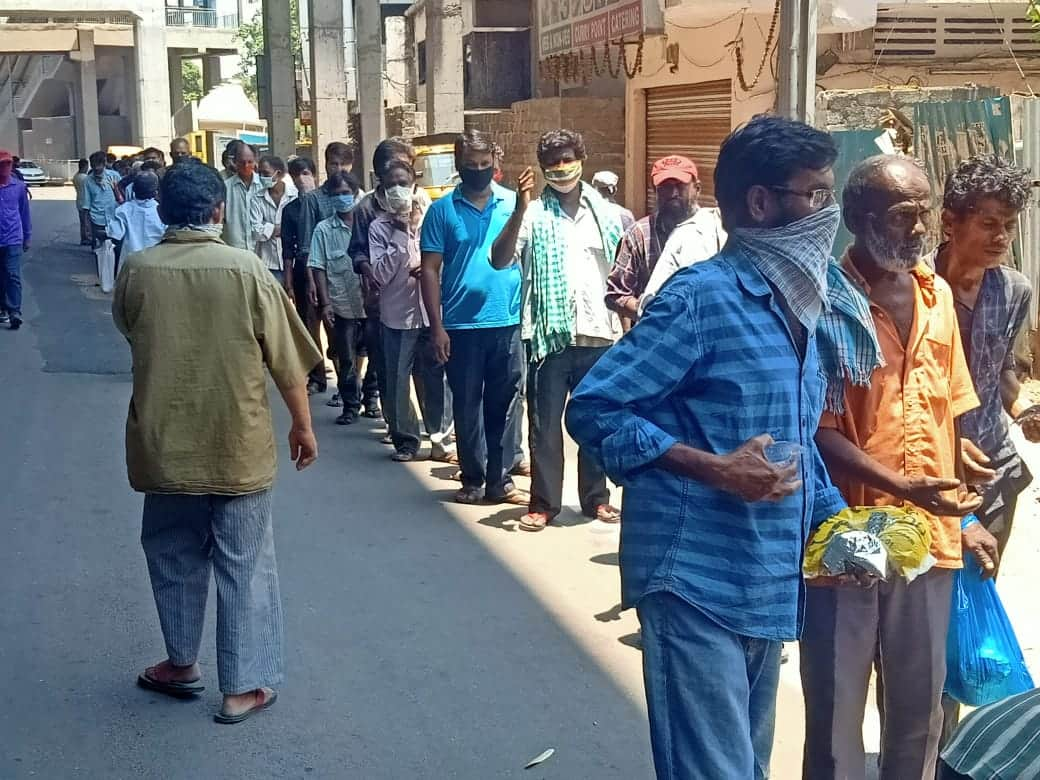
[96,239,115,293]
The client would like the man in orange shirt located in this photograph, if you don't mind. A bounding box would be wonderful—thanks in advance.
[800,156,999,780]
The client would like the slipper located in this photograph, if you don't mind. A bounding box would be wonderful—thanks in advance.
[510,460,532,478]
[431,451,459,465]
[137,671,205,699]
[489,488,529,507]
[454,487,484,505]
[363,407,383,419]
[519,512,553,532]
[214,689,278,725]
[591,504,622,524]
[392,449,418,462]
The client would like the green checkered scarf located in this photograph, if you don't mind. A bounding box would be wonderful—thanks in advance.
[528,183,623,362]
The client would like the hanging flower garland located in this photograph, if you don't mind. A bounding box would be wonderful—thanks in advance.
[538,36,645,85]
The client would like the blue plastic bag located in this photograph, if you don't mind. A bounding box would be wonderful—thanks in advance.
[945,555,1034,707]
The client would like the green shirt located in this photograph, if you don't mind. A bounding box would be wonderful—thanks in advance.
[112,229,322,495]
[222,174,265,251]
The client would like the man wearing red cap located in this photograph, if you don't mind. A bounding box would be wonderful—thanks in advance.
[636,156,726,313]
[606,156,723,324]
[0,149,31,330]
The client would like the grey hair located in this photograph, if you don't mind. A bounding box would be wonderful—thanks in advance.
[943,154,1032,216]
[842,155,926,230]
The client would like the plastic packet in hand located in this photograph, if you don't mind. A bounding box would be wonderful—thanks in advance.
[820,530,889,579]
[804,506,935,582]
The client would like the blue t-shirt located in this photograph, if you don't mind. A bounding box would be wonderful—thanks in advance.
[420,183,521,330]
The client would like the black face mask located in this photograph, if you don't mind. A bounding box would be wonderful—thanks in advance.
[459,166,494,191]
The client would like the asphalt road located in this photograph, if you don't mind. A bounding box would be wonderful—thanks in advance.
[0,189,653,779]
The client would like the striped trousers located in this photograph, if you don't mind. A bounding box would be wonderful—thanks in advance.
[141,490,284,695]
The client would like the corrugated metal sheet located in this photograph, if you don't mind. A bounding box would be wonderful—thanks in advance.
[1017,97,1040,329]
[645,80,732,209]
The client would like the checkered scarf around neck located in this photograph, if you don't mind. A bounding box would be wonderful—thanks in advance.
[817,261,885,414]
[528,183,623,362]
[729,203,841,331]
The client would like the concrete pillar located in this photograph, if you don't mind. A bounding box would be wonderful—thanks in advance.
[384,16,407,110]
[261,0,296,159]
[354,0,384,186]
[168,51,184,113]
[309,0,351,179]
[202,54,223,94]
[123,52,140,145]
[132,12,172,150]
[425,0,465,134]
[70,29,101,157]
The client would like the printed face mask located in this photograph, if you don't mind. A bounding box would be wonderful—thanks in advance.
[543,160,583,186]
[385,185,414,213]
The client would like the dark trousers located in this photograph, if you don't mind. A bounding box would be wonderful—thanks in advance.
[361,316,383,410]
[444,325,523,499]
[527,345,610,517]
[293,270,327,389]
[331,316,363,413]
[78,208,91,243]
[92,222,122,274]
[382,325,451,454]
[0,244,23,316]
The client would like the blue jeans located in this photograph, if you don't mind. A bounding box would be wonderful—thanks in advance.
[637,591,781,780]
[0,244,22,316]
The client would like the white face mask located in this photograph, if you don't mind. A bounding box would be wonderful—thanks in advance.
[385,184,414,214]
[548,179,580,195]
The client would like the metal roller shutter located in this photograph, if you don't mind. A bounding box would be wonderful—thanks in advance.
[645,79,732,210]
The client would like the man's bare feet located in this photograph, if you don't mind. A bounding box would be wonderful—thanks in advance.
[145,659,201,684]
[215,687,277,724]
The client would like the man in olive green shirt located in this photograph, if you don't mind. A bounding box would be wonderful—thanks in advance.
[113,162,322,725]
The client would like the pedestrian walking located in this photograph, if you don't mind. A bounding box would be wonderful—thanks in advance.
[251,155,297,283]
[605,155,706,325]
[420,130,527,505]
[112,161,321,724]
[491,129,623,531]
[107,171,165,255]
[222,143,264,251]
[566,116,849,779]
[72,158,92,245]
[0,149,30,330]
[369,160,453,462]
[803,155,999,780]
[307,172,368,424]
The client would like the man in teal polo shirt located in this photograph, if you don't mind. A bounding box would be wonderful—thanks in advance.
[419,129,526,506]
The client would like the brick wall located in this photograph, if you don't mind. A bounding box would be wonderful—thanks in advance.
[384,103,427,141]
[465,96,628,206]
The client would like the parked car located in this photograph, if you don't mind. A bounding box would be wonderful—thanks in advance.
[16,160,47,186]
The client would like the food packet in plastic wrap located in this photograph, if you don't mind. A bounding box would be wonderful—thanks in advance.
[804,506,936,582]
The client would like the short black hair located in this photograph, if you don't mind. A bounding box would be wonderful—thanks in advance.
[373,137,415,178]
[714,115,838,225]
[78,158,89,170]
[326,170,360,193]
[454,129,495,159]
[944,154,1032,217]
[536,129,587,167]
[288,157,315,177]
[142,147,164,159]
[324,141,354,164]
[259,155,286,174]
[133,170,159,200]
[382,159,416,182]
[140,160,164,173]
[159,161,226,226]
[106,153,116,164]
[89,151,107,168]
[170,137,189,150]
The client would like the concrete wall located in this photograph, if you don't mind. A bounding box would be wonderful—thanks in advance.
[21,116,76,160]
[465,96,628,206]
[464,30,530,109]
[100,115,132,149]
[623,13,1040,213]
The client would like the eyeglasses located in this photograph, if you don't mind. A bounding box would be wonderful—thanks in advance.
[768,185,835,210]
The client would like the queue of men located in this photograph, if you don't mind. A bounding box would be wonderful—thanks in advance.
[96,116,1039,775]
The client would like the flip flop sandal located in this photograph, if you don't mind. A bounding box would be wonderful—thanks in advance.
[137,671,205,699]
[431,451,459,465]
[214,690,278,725]
[392,450,418,462]
[454,487,484,505]
[518,512,552,532]
[592,504,622,524]
[490,489,529,507]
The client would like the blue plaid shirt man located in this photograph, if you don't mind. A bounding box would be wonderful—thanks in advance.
[566,246,846,640]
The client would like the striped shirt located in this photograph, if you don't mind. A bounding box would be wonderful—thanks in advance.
[942,687,1040,778]
[566,247,847,640]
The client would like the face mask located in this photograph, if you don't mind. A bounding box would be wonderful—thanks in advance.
[295,173,316,193]
[259,175,275,189]
[459,166,495,191]
[543,160,583,189]
[332,193,356,213]
[385,185,414,214]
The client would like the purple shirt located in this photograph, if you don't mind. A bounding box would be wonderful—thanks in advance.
[0,178,31,247]
[368,213,427,330]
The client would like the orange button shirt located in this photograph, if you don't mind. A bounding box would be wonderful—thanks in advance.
[820,254,979,568]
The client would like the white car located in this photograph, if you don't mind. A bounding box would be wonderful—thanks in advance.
[15,160,47,186]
